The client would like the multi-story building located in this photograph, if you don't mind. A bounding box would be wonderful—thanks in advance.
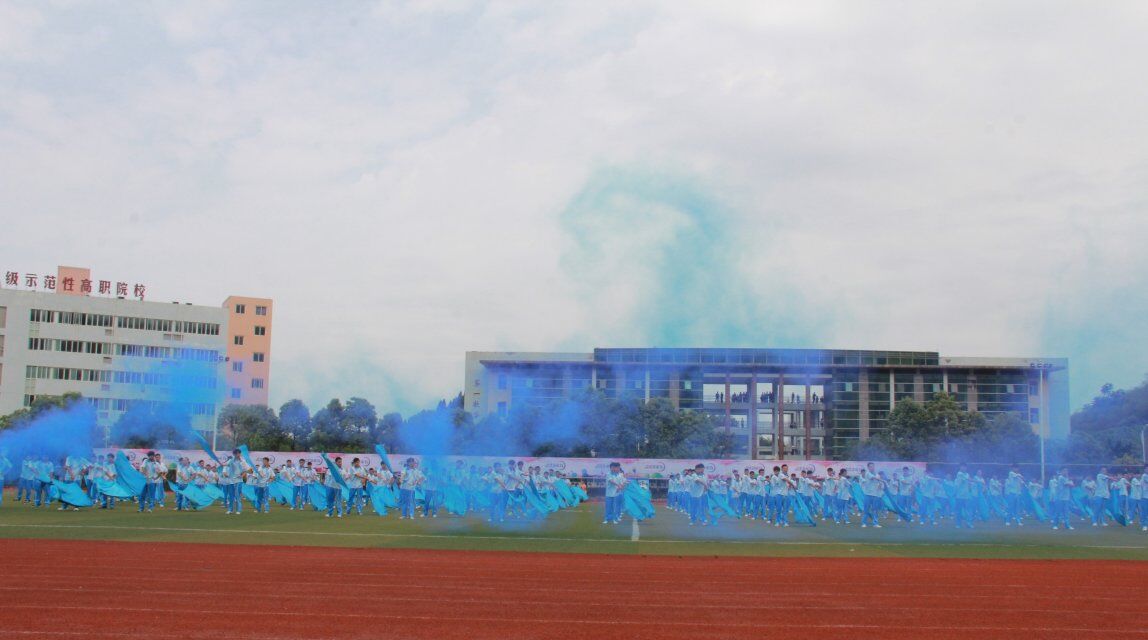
[464,348,1069,461]
[0,266,273,444]
[223,295,274,407]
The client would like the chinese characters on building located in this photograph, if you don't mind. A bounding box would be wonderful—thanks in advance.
[3,271,145,300]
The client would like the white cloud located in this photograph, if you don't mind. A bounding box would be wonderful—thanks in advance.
[1,1,1146,411]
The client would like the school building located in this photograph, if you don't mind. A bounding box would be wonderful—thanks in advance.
[464,348,1069,461]
[0,265,273,444]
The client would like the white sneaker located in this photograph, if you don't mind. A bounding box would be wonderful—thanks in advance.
[861,524,867,528]
[873,524,882,528]
[1004,522,1010,527]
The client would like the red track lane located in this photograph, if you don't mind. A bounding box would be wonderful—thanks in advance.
[0,539,1145,639]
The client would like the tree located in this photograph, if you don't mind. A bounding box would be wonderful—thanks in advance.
[0,393,85,433]
[849,392,1040,463]
[109,402,191,449]
[308,398,373,453]
[278,399,311,450]
[1060,374,1148,464]
[218,404,290,451]
[371,412,402,450]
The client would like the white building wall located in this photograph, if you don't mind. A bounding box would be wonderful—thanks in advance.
[0,289,228,441]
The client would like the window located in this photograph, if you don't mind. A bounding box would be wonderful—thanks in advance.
[254,326,266,336]
[1030,408,1040,424]
[251,378,265,389]
[497,401,508,417]
[255,305,267,316]
[253,352,265,363]
[231,388,242,399]
[233,335,244,346]
[232,361,243,373]
[235,304,246,314]
[497,374,507,390]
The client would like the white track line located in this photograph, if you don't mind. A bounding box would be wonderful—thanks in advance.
[0,604,1144,634]
[2,523,1145,550]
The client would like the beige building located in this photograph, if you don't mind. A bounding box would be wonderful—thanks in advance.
[465,348,1069,461]
[0,266,273,444]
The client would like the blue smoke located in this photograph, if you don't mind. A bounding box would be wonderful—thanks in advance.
[1040,278,1147,409]
[558,167,830,348]
[0,401,99,465]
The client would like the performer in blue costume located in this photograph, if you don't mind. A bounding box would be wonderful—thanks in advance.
[603,462,627,524]
[398,458,424,520]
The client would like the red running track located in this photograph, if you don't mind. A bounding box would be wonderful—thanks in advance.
[0,539,1145,639]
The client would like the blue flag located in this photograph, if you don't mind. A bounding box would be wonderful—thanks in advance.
[623,482,656,521]
[374,444,396,474]
[114,451,146,496]
[191,432,221,465]
[320,452,348,489]
[238,445,257,469]
[168,483,216,509]
[52,481,94,508]
[95,478,133,499]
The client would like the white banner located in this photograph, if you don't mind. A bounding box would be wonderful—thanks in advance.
[99,449,924,479]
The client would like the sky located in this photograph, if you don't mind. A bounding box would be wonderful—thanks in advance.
[2,1,1147,415]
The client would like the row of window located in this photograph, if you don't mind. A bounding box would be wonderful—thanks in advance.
[117,315,221,335]
[228,378,266,398]
[29,309,114,326]
[232,329,268,346]
[22,394,217,417]
[234,304,268,316]
[123,345,222,361]
[29,308,222,335]
[25,365,218,389]
[25,366,111,382]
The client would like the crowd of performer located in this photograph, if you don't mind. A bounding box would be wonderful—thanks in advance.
[665,462,1148,531]
[3,450,1146,532]
[0,448,592,522]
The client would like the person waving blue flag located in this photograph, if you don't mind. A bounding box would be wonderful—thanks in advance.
[320,453,349,518]
[191,432,222,465]
[374,444,396,474]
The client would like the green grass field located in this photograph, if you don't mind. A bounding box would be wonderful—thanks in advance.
[2,489,1146,559]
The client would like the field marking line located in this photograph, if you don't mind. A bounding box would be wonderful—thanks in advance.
[0,585,1142,615]
[0,603,1145,634]
[2,522,1147,550]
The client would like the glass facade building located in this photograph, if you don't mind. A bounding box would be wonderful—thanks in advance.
[464,348,1069,461]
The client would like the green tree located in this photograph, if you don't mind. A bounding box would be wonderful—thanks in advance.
[308,399,373,453]
[109,402,190,449]
[218,404,290,451]
[278,399,311,450]
[1059,375,1148,464]
[0,393,85,432]
[371,412,403,450]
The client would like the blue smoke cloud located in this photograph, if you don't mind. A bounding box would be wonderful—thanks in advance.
[1041,277,1148,409]
[0,402,99,464]
[558,166,831,348]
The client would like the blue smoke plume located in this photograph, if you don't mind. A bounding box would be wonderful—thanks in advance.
[558,166,830,348]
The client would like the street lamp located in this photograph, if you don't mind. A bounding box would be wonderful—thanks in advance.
[1141,424,1147,465]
